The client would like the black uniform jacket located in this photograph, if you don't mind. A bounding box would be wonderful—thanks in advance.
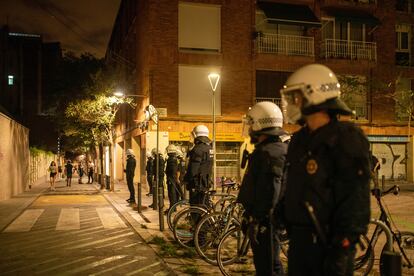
[284,120,371,240]
[238,136,287,220]
[126,156,136,178]
[166,155,178,178]
[185,136,213,190]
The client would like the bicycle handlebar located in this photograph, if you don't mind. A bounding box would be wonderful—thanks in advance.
[371,185,400,198]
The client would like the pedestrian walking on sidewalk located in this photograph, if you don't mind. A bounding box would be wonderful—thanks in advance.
[165,144,181,211]
[48,161,58,191]
[280,64,371,276]
[78,162,84,184]
[125,149,137,204]
[87,161,94,184]
[145,152,154,196]
[237,101,287,276]
[65,160,73,187]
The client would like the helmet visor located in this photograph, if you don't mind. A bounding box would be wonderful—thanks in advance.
[281,86,308,124]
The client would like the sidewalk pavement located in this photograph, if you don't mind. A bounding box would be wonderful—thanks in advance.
[2,177,414,275]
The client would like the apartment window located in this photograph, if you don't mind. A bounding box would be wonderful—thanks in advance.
[178,3,221,52]
[396,24,411,66]
[179,65,221,115]
[8,75,14,85]
[323,18,366,42]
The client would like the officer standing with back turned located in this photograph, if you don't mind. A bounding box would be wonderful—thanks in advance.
[280,64,371,276]
[184,125,213,217]
[237,101,287,276]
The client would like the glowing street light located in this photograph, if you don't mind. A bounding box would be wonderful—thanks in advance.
[208,72,220,189]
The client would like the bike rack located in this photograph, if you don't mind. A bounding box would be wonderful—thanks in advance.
[370,218,393,251]
[370,218,402,276]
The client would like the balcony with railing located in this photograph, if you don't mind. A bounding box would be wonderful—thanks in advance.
[321,39,377,61]
[256,33,314,57]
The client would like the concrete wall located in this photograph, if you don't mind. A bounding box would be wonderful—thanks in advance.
[29,149,55,188]
[0,112,29,201]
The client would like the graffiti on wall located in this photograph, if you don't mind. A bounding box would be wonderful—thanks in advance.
[372,143,407,180]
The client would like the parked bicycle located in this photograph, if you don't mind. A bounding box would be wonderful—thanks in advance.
[216,221,288,276]
[354,185,414,275]
[173,182,239,248]
[167,179,238,232]
[193,198,243,265]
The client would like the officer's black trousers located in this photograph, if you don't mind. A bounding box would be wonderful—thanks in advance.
[167,176,179,208]
[189,189,208,225]
[146,175,153,194]
[250,221,284,276]
[288,227,356,276]
[126,175,135,201]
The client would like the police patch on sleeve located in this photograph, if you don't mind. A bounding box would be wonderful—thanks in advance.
[306,159,318,175]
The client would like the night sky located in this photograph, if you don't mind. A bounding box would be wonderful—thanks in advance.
[0,0,121,58]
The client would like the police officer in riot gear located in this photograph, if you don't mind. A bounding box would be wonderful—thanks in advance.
[238,101,287,276]
[146,152,154,196]
[165,144,181,210]
[184,125,213,211]
[176,149,186,199]
[125,149,136,204]
[280,64,371,276]
[149,148,165,209]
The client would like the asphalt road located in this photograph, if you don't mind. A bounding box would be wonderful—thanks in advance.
[0,189,173,276]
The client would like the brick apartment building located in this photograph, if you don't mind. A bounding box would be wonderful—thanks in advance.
[105,0,414,186]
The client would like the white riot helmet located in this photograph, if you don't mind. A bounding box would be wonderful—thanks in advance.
[151,148,158,156]
[280,64,352,124]
[242,101,285,139]
[176,149,184,159]
[191,125,209,138]
[126,149,134,157]
[166,144,177,154]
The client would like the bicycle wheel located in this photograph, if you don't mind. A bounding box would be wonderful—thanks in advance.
[217,226,255,276]
[354,234,374,276]
[167,199,189,232]
[399,231,414,271]
[173,206,208,248]
[194,211,240,265]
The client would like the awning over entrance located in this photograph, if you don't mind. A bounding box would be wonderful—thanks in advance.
[324,8,380,26]
[257,1,321,27]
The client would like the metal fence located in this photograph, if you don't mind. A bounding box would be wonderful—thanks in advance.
[257,33,314,56]
[321,39,377,61]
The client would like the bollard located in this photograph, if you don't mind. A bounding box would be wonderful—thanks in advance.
[137,182,142,213]
[380,251,402,276]
[382,175,385,191]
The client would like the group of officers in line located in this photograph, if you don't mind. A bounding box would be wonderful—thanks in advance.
[126,64,372,276]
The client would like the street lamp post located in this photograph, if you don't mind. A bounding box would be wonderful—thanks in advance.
[145,104,164,231]
[208,73,220,190]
